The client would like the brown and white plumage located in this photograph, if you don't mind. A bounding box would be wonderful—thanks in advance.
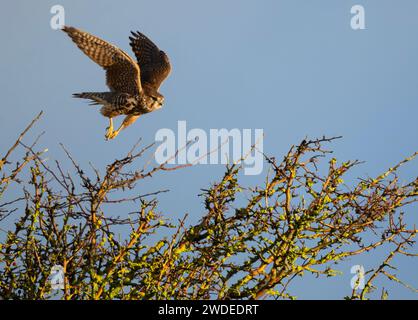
[129,31,171,91]
[63,26,171,140]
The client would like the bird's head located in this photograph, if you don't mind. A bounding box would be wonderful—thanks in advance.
[146,92,165,111]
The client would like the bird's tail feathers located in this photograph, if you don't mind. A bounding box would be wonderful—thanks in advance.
[73,92,113,106]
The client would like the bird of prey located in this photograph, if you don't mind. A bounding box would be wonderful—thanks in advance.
[62,26,171,140]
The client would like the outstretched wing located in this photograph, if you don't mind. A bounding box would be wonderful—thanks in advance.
[129,31,171,90]
[63,26,142,94]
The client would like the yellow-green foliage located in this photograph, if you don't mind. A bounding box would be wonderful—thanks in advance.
[0,115,417,300]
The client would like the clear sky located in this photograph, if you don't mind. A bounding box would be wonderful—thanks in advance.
[1,0,417,299]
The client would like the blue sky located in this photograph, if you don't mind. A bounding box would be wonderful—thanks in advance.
[1,0,417,299]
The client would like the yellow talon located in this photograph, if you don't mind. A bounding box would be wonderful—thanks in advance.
[105,118,114,140]
[107,130,120,140]
[105,129,113,140]
[104,116,133,140]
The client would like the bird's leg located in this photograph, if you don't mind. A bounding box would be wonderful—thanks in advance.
[107,115,141,140]
[105,118,114,140]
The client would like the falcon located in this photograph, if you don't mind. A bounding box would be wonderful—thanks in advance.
[63,26,171,140]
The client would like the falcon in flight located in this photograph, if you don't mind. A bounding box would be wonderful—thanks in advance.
[63,26,171,140]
